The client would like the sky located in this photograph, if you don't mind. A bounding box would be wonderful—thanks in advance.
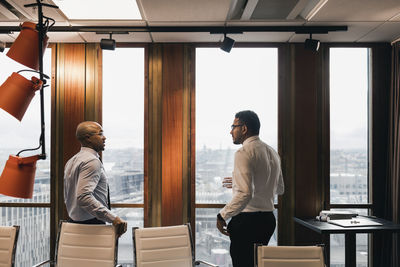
[102,48,144,149]
[196,47,278,150]
[330,48,368,150]
[0,49,51,152]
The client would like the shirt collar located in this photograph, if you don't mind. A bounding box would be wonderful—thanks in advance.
[243,135,259,146]
[80,146,100,159]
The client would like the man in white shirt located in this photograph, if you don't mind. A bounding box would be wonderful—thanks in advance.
[64,121,127,237]
[217,110,284,267]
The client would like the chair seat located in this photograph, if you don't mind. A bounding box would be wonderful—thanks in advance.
[133,224,218,267]
[256,245,325,267]
[33,221,119,267]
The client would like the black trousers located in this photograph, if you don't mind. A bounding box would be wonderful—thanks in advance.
[227,211,276,267]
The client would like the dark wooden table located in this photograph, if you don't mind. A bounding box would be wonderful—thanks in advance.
[294,216,400,267]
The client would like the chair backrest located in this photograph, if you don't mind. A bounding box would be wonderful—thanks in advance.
[133,224,194,267]
[55,221,118,267]
[255,245,325,267]
[0,225,19,267]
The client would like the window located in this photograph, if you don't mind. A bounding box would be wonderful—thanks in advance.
[102,47,145,264]
[195,47,278,266]
[329,47,370,267]
[0,48,51,267]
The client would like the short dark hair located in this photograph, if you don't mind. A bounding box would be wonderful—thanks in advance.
[235,110,260,135]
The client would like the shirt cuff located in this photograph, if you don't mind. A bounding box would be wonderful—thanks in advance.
[104,211,117,223]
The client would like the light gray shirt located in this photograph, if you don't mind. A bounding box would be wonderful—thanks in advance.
[64,147,116,223]
[220,136,284,220]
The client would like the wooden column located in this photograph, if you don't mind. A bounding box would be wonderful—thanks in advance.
[292,44,325,244]
[370,44,391,267]
[161,44,184,226]
[146,44,163,227]
[278,44,296,245]
[146,44,194,227]
[51,43,102,256]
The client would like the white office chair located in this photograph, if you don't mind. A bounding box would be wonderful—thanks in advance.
[0,225,19,267]
[32,221,121,267]
[132,223,218,267]
[254,244,325,267]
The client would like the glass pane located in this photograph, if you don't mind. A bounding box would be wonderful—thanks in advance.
[103,48,144,267]
[0,207,50,267]
[195,47,278,204]
[196,208,277,267]
[356,234,368,267]
[112,208,143,266]
[330,48,369,204]
[196,208,232,267]
[0,48,51,203]
[102,48,145,204]
[330,209,369,267]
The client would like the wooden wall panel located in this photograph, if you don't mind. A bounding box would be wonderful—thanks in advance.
[146,45,163,227]
[51,43,102,257]
[183,45,195,226]
[371,44,391,217]
[85,44,103,123]
[62,44,86,163]
[161,44,184,226]
[278,44,296,245]
[293,45,324,244]
[370,44,391,267]
[294,46,320,218]
[145,44,194,226]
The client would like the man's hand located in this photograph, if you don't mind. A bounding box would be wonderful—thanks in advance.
[216,213,229,236]
[112,216,127,238]
[222,177,232,188]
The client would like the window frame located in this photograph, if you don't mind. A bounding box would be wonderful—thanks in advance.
[193,44,283,253]
[322,43,391,266]
[102,44,146,212]
[323,44,373,212]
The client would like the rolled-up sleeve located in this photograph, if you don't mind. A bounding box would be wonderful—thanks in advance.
[76,159,116,223]
[219,150,253,220]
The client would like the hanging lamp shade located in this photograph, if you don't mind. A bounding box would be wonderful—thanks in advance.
[6,22,48,70]
[0,72,43,121]
[0,154,40,198]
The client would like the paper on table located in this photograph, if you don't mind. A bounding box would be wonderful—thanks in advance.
[328,217,383,227]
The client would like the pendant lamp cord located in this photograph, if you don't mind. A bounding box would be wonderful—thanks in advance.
[17,0,58,159]
[16,132,44,157]
[17,69,50,80]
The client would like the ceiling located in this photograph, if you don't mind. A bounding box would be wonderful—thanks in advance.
[1,0,400,44]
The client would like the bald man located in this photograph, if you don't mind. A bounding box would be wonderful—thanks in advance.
[64,121,127,237]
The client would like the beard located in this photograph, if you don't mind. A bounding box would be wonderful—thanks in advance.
[232,135,242,145]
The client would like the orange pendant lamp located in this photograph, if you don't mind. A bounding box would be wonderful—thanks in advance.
[0,72,43,121]
[6,21,48,71]
[0,155,40,199]
[0,1,58,199]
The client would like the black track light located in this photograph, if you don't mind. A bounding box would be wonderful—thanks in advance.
[0,41,5,53]
[220,34,235,53]
[304,33,320,52]
[100,33,116,50]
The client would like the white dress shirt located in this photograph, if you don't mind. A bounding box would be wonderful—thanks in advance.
[220,136,284,220]
[64,147,116,223]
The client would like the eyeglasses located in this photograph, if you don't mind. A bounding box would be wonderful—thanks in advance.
[231,124,243,130]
